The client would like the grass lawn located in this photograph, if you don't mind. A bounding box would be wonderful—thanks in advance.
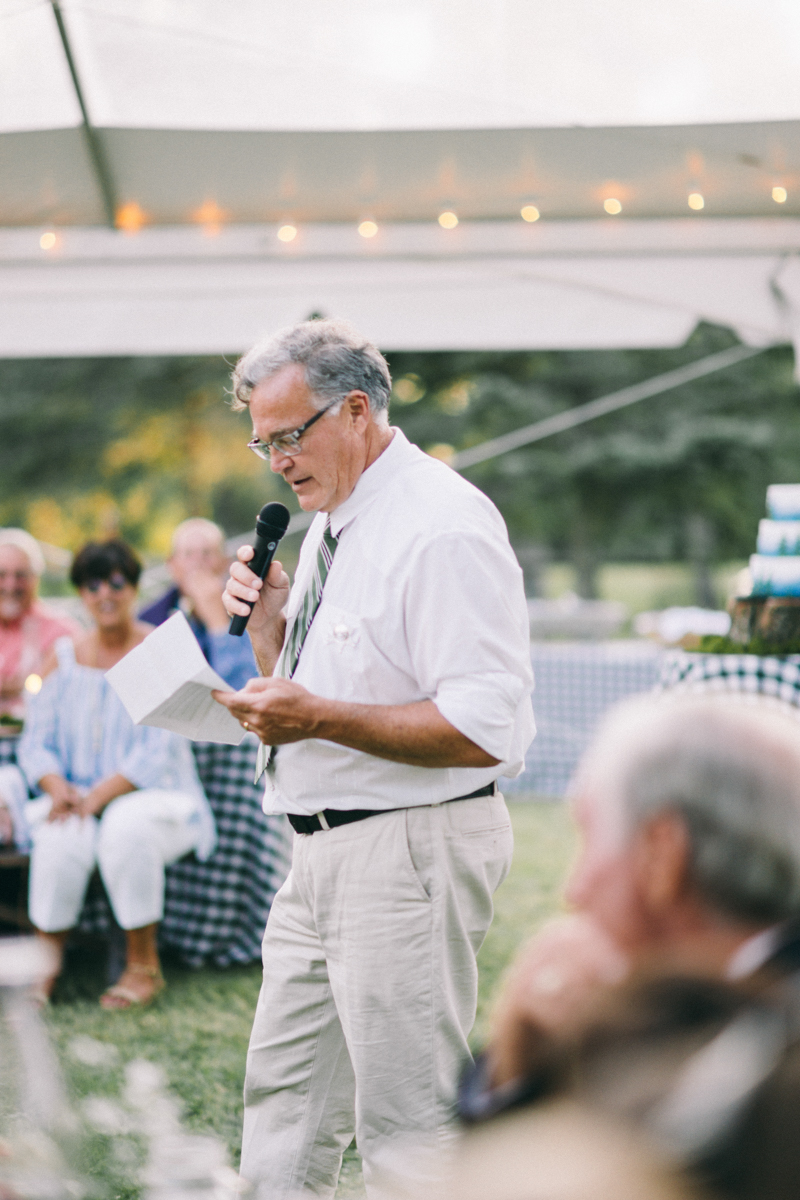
[42,798,575,1199]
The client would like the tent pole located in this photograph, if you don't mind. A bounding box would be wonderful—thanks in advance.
[452,342,768,470]
[50,2,117,229]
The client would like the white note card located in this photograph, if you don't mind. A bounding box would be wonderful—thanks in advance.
[105,611,245,745]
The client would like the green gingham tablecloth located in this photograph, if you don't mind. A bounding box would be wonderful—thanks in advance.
[158,736,292,966]
[660,650,800,705]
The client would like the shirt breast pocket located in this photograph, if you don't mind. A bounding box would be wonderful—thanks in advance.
[318,604,363,654]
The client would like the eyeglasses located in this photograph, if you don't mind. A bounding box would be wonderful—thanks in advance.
[84,574,129,594]
[247,400,339,460]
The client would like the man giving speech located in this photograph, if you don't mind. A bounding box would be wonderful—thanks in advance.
[216,320,535,1199]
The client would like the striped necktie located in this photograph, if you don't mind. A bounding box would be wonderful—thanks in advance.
[254,516,339,782]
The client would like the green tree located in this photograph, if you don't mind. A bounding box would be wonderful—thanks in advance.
[387,324,800,598]
[1,324,798,600]
[0,357,291,554]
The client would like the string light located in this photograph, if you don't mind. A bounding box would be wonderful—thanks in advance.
[115,202,146,233]
[358,220,378,238]
[277,224,297,243]
[39,231,57,250]
[773,186,788,204]
[520,205,540,222]
[192,200,225,236]
[603,198,622,215]
[438,211,459,229]
[688,192,705,210]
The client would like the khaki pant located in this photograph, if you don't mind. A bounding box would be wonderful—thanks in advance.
[241,793,513,1200]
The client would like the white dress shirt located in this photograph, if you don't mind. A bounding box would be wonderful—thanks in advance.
[265,428,535,816]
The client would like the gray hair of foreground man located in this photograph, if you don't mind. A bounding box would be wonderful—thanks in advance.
[231,319,392,415]
[574,694,800,923]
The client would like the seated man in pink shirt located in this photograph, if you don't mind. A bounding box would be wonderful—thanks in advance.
[0,528,77,845]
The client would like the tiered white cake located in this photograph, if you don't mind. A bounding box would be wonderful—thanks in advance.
[750,485,800,597]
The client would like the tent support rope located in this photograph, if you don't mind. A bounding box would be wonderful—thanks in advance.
[452,342,768,470]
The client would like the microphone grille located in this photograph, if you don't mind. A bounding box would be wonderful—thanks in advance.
[256,502,291,535]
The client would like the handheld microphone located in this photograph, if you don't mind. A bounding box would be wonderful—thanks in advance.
[228,502,291,637]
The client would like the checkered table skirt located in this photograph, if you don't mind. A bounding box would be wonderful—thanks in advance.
[159,737,292,966]
[0,736,18,767]
[505,645,800,799]
[1,734,292,967]
[660,650,800,705]
[504,642,663,798]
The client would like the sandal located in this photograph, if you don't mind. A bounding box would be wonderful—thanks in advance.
[100,963,165,1010]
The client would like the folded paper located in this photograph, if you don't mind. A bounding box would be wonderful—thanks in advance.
[106,611,245,745]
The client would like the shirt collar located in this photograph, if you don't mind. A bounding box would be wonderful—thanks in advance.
[328,427,412,539]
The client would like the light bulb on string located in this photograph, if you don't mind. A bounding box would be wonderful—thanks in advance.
[115,202,146,234]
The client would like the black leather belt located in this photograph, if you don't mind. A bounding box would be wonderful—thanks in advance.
[286,782,497,835]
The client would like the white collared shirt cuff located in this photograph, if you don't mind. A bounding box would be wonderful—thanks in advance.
[434,674,527,763]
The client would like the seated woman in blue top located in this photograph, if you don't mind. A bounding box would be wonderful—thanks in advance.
[17,539,215,1009]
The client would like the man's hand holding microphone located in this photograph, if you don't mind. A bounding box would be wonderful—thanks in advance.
[213,503,314,746]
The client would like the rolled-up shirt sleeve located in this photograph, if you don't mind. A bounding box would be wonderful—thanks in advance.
[404,531,534,763]
[17,671,67,786]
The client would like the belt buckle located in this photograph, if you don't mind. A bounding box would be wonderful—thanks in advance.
[315,811,331,831]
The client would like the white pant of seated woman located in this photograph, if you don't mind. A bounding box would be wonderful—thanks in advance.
[26,788,202,932]
[0,763,31,849]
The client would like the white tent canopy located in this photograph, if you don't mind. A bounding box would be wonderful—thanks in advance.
[2,0,800,357]
[6,0,800,135]
[3,217,800,357]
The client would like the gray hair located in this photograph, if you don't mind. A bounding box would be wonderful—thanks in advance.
[0,528,45,576]
[231,319,392,416]
[574,693,800,923]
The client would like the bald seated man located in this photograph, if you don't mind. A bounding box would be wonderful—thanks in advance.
[139,517,257,690]
[460,692,800,1200]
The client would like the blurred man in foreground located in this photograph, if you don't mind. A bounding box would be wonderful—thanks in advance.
[140,517,257,690]
[445,1101,699,1200]
[460,693,800,1200]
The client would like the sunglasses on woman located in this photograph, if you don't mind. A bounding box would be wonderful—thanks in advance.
[84,573,129,593]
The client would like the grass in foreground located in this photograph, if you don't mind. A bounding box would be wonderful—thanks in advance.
[43,798,575,1199]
